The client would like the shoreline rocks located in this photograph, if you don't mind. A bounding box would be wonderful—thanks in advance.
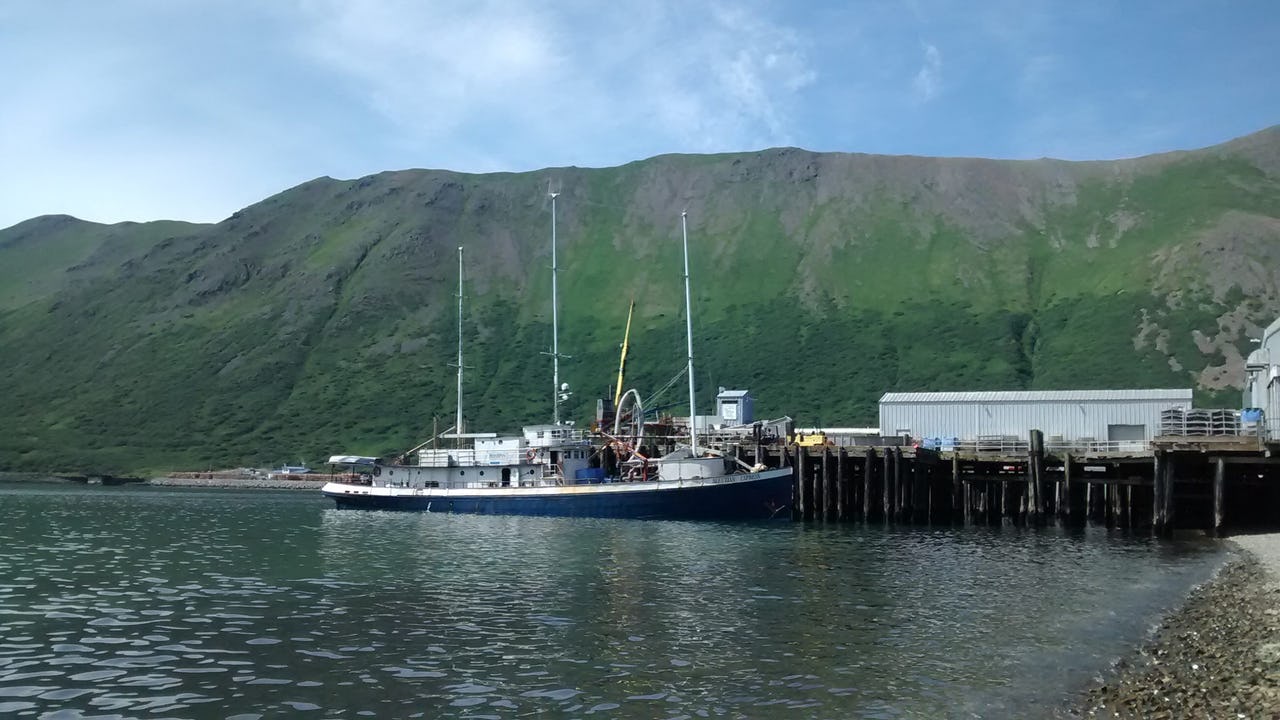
[147,476,327,490]
[1066,536,1280,718]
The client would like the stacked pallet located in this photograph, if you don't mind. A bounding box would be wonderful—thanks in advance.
[1159,408,1241,436]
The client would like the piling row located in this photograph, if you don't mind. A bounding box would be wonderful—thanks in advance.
[763,429,1280,536]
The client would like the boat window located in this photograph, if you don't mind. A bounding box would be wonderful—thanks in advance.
[479,470,485,476]
[460,471,465,476]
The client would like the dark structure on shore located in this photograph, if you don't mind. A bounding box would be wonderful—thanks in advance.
[734,430,1280,536]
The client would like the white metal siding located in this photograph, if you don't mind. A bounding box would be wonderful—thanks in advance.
[878,391,1193,441]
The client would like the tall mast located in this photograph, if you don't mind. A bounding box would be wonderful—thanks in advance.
[681,211,698,457]
[550,190,562,425]
[454,246,464,436]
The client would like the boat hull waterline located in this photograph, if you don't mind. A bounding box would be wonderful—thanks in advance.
[322,468,793,520]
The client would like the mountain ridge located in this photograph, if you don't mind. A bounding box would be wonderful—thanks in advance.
[1,125,1278,473]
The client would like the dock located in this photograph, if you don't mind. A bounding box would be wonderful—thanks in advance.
[738,430,1280,535]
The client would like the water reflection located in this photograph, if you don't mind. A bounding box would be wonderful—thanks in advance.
[0,483,1224,718]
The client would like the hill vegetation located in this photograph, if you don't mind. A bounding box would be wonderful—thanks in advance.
[1,127,1279,474]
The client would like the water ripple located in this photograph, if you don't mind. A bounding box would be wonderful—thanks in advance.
[0,482,1226,718]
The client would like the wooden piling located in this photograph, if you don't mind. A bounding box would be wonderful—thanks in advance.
[1064,455,1086,526]
[1059,453,1071,525]
[863,448,877,522]
[796,446,808,520]
[882,449,894,521]
[811,450,822,520]
[1090,481,1105,524]
[1157,448,1172,532]
[835,448,847,521]
[1153,450,1176,537]
[951,454,962,522]
[1212,456,1227,535]
[1109,482,1124,529]
[987,481,999,525]
[1028,430,1045,525]
[1213,457,1226,537]
[892,447,905,523]
[821,447,833,520]
[912,455,927,524]
[1001,476,1015,524]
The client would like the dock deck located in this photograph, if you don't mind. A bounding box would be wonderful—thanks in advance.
[735,431,1280,535]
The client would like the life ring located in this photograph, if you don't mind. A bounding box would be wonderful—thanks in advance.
[526,448,538,463]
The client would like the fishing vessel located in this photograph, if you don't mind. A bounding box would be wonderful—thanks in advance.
[321,202,793,520]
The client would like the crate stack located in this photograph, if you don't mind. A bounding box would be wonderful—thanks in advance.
[1160,408,1186,436]
[1185,409,1212,435]
[1209,409,1240,435]
[1160,408,1242,436]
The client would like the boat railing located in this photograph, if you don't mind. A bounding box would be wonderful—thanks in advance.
[413,449,532,467]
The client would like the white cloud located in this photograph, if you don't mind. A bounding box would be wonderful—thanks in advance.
[0,1,819,227]
[912,42,941,102]
[292,1,565,140]
[290,0,816,162]
[5,0,1264,226]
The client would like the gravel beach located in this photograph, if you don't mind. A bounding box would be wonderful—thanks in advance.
[148,476,328,490]
[1068,534,1280,718]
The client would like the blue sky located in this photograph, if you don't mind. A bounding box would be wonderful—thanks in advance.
[2,0,1277,229]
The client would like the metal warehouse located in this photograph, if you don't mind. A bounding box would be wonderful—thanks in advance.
[1244,314,1280,440]
[878,389,1194,443]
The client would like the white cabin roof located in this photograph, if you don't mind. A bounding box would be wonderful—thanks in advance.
[327,455,378,466]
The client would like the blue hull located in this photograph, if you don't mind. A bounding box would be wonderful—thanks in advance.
[325,473,793,520]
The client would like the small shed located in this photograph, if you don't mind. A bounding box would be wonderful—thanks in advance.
[878,389,1194,443]
[715,388,754,425]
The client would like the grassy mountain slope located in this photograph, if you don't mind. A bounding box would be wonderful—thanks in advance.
[1,127,1278,473]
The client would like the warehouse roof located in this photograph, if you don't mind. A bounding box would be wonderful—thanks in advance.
[879,389,1194,403]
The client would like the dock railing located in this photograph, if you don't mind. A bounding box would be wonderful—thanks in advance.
[940,437,1149,456]
[922,411,1280,457]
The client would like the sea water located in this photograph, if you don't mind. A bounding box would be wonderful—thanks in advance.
[0,482,1225,718]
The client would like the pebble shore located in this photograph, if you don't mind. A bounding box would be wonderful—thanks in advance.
[148,476,327,490]
[1068,534,1280,718]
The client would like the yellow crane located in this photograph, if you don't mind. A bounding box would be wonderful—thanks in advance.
[614,299,635,408]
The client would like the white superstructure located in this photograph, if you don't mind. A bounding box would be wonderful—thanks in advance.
[1244,316,1280,441]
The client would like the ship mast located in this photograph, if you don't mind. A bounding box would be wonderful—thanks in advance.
[454,246,464,436]
[681,211,698,457]
[550,190,563,425]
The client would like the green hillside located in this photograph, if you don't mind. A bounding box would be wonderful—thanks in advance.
[2,128,1278,474]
